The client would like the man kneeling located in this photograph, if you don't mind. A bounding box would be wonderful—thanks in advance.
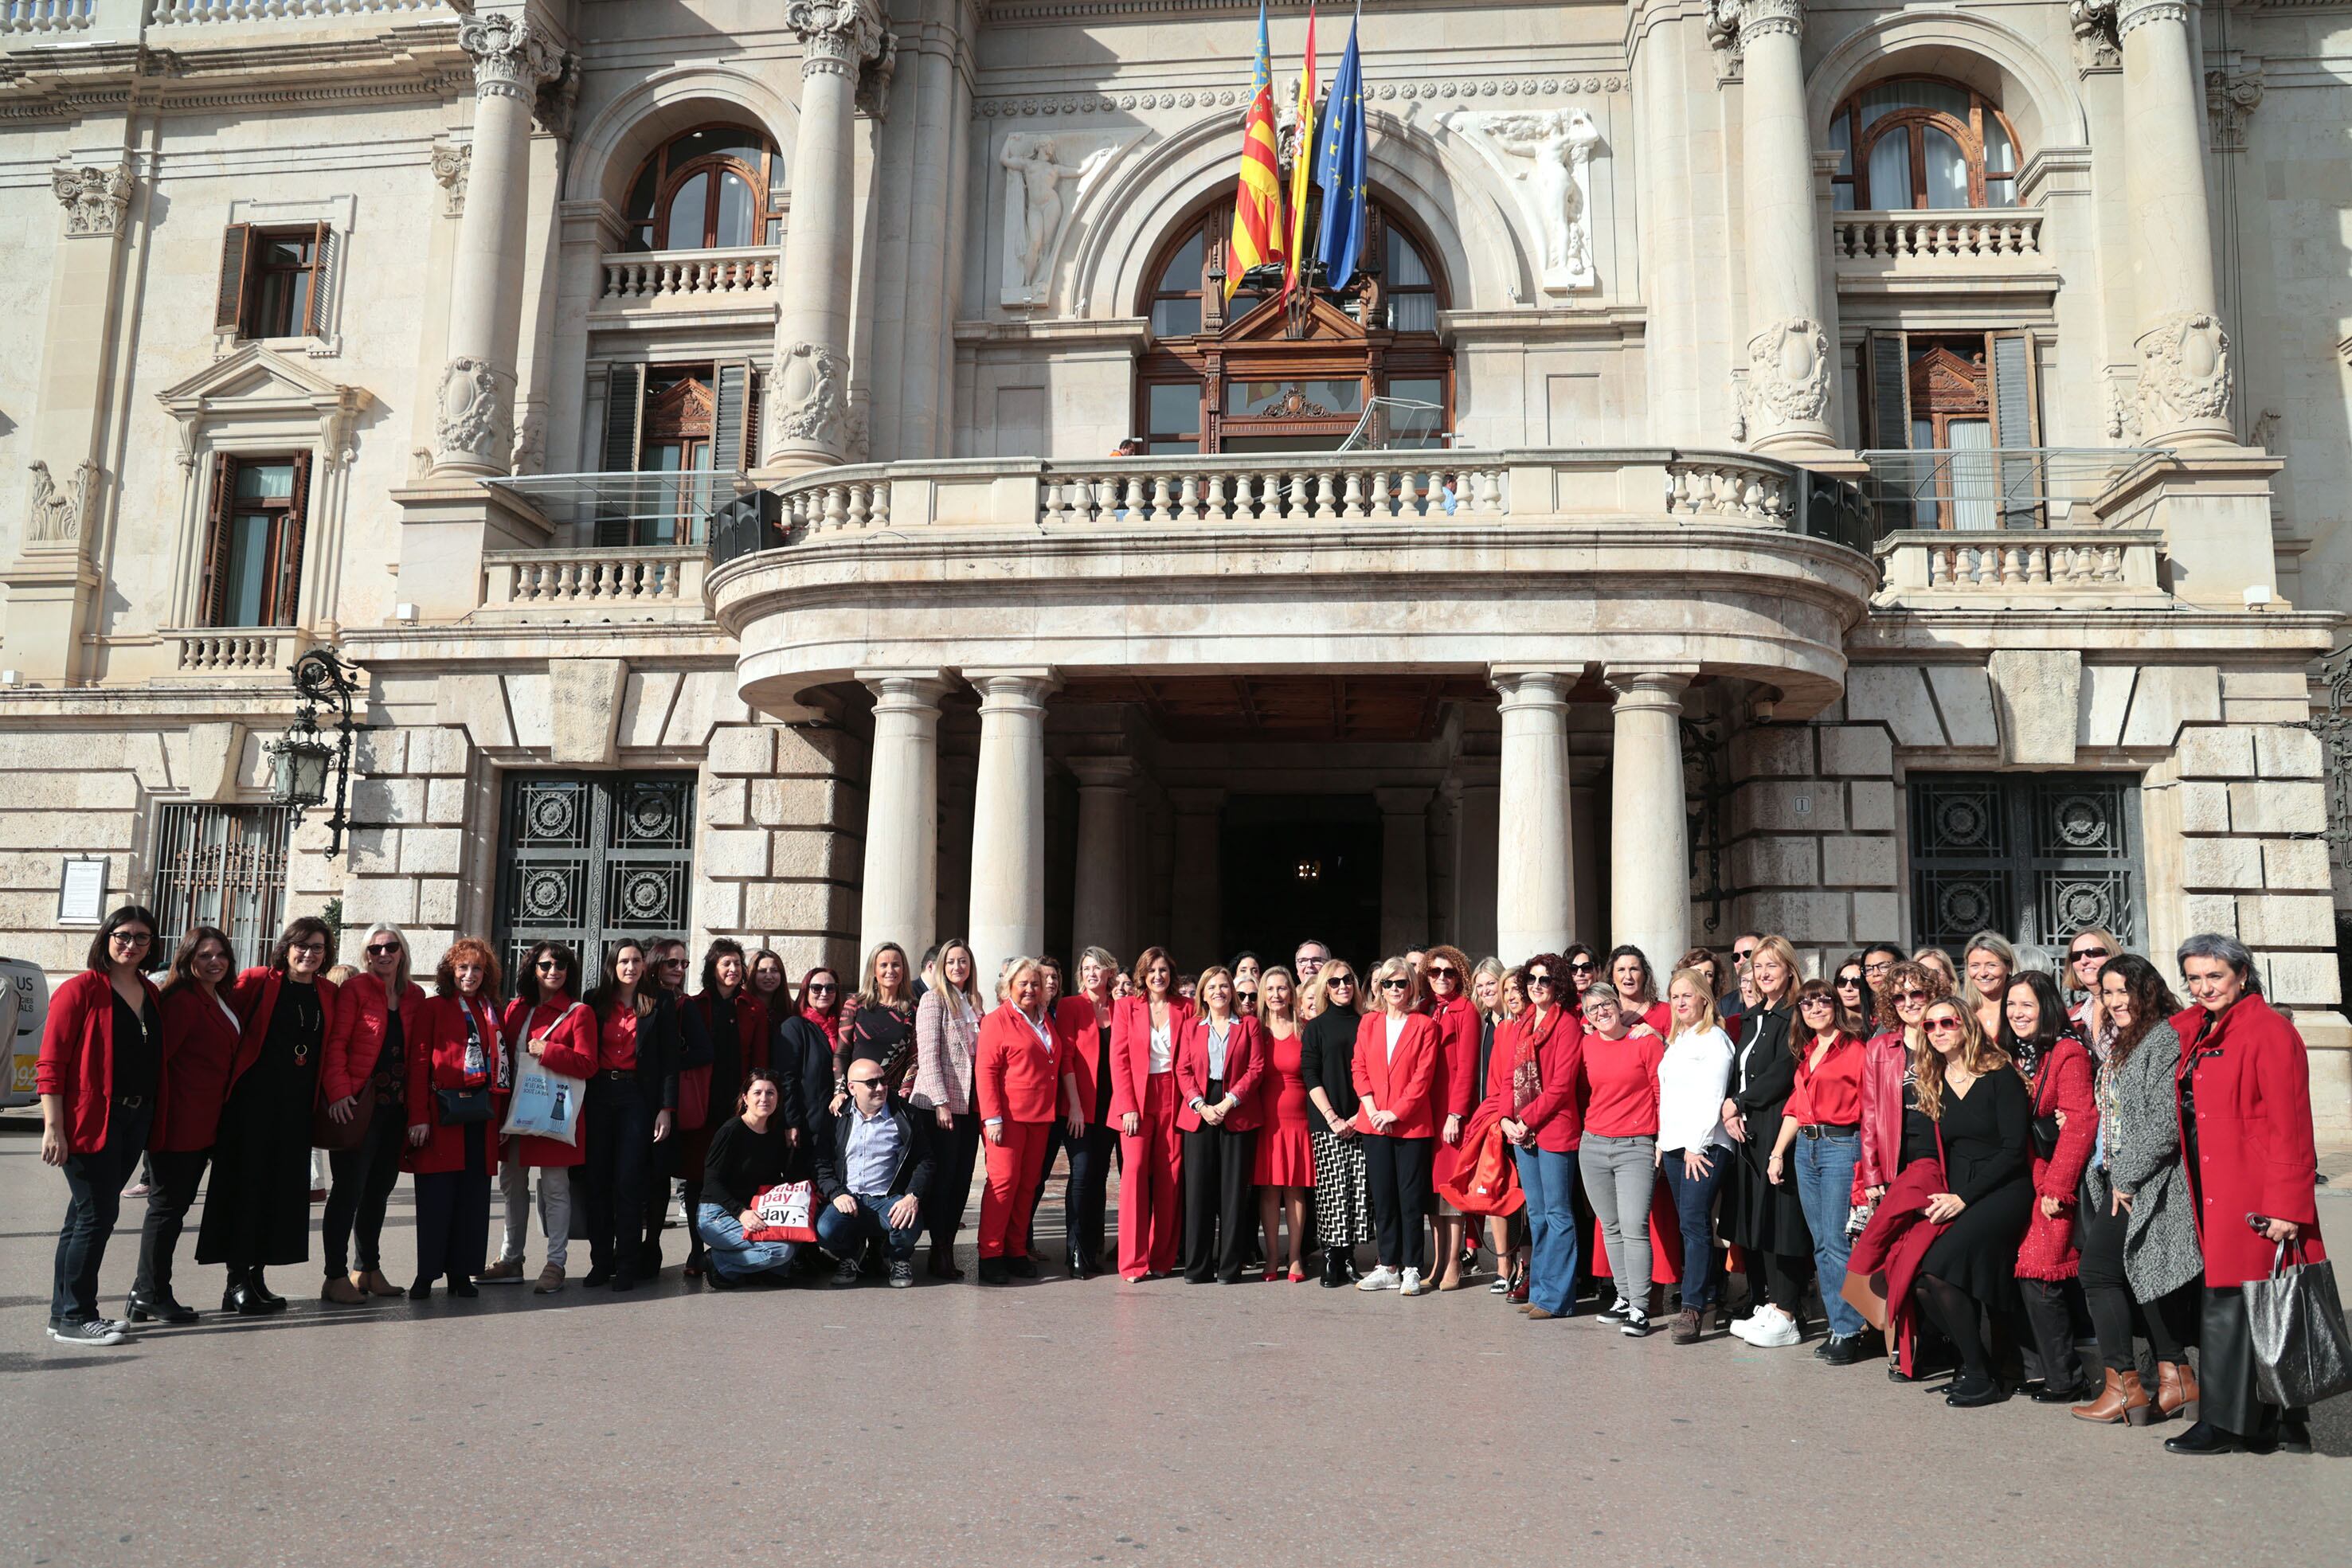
[814,1054,934,1287]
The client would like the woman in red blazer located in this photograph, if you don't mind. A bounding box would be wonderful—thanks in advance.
[1352,956,1442,1295]
[974,958,1076,1284]
[37,905,166,1345]
[1479,954,1586,1319]
[1175,967,1264,1284]
[195,914,338,1316]
[483,941,597,1293]
[673,938,771,1281]
[402,937,508,1299]
[1999,971,2099,1404]
[315,922,429,1305]
[2166,934,2330,1457]
[1422,944,1482,1289]
[129,925,241,1324]
[1040,950,1117,1277]
[1109,945,1194,1281]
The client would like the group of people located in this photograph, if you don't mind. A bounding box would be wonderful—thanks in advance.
[35,905,2331,1455]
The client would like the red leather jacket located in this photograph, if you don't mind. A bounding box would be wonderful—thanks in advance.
[1852,1029,1910,1203]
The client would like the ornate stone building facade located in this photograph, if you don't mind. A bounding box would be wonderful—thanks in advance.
[0,0,2345,1120]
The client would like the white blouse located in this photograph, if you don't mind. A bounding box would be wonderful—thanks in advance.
[1383,1013,1406,1061]
[1656,1025,1736,1153]
[1149,1018,1173,1074]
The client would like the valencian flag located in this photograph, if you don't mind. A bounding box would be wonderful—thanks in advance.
[1311,5,1368,289]
[1282,2,1318,302]
[1225,1,1285,299]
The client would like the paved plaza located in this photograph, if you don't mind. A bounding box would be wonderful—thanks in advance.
[2,1113,2346,1566]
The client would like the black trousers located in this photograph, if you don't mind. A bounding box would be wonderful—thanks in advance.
[1063,1122,1117,1268]
[320,1109,405,1277]
[2076,1173,2194,1371]
[412,1124,491,1287]
[926,1110,981,1246]
[2016,1279,2085,1390]
[2197,1285,2306,1436]
[1744,1249,1810,1317]
[52,1102,151,1324]
[1181,1121,1257,1282]
[577,1073,653,1277]
[1364,1134,1434,1273]
[132,1144,209,1301]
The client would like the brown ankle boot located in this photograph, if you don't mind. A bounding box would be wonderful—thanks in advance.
[2154,1360,2198,1418]
[2070,1367,2154,1425]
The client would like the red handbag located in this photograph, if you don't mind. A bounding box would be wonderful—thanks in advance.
[746,1182,820,1243]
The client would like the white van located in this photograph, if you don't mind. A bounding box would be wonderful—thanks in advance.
[1,959,50,1109]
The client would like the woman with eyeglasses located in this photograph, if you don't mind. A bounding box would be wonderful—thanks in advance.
[1301,961,1372,1286]
[913,938,985,1279]
[1767,978,1872,1363]
[402,939,508,1299]
[1482,955,1583,1319]
[1655,966,1732,1343]
[1420,944,1483,1290]
[1576,983,1666,1335]
[1352,957,1441,1295]
[1606,945,1670,1036]
[1173,967,1263,1284]
[1722,935,1809,1347]
[1109,946,1193,1281]
[579,940,680,1292]
[1998,969,2097,1404]
[37,905,166,1345]
[1859,944,1905,1019]
[127,925,240,1326]
[197,915,339,1317]
[1960,932,2017,1042]
[1908,998,2035,1407]
[482,941,597,1294]
[315,923,428,1306]
[2060,929,2119,1039]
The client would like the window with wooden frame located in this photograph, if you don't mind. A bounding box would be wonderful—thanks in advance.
[1857,328,2041,529]
[200,452,311,628]
[1828,78,2020,212]
[214,224,338,340]
[622,124,788,252]
[593,360,761,545]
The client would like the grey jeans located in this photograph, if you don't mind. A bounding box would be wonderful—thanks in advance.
[1580,1132,1658,1310]
[498,1152,572,1270]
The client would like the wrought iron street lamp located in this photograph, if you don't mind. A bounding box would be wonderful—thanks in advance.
[267,648,363,857]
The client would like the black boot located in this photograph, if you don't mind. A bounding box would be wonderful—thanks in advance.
[248,1269,288,1312]
[2165,1419,2251,1456]
[1321,1248,1349,1288]
[127,1289,198,1325]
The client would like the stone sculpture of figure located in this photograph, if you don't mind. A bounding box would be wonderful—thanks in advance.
[25,459,92,545]
[1001,134,1086,289]
[1476,109,1601,273]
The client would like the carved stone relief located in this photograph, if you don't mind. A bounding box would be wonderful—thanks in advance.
[25,459,97,548]
[434,354,512,467]
[997,131,1124,307]
[2068,0,2121,73]
[1438,108,1602,292]
[773,341,849,450]
[2206,66,2263,151]
[458,11,562,104]
[2136,310,2232,433]
[431,142,470,217]
[1744,317,1832,428]
[51,162,134,237]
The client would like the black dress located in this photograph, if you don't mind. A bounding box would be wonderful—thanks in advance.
[1916,1067,2034,1306]
[1724,1005,1809,1255]
[197,981,323,1269]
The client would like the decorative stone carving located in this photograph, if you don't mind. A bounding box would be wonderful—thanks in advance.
[1438,108,1602,291]
[858,27,898,119]
[2135,311,2233,433]
[2205,67,2264,151]
[511,406,546,475]
[2068,0,2121,72]
[773,341,848,449]
[50,162,133,237]
[25,459,96,546]
[2248,408,2282,451]
[997,132,1119,306]
[430,142,470,217]
[434,354,511,467]
[2114,0,2188,37]
[535,55,581,139]
[1734,0,1803,43]
[1744,317,1832,426]
[2103,371,2132,440]
[788,0,885,73]
[457,11,562,104]
[1704,0,1743,78]
[979,76,1624,119]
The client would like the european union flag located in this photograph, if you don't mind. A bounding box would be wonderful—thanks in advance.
[1312,10,1368,289]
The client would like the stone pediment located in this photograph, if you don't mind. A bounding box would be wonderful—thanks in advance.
[156,342,371,471]
[1221,289,1366,344]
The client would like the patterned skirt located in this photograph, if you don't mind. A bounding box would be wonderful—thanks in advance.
[1309,1125,1374,1246]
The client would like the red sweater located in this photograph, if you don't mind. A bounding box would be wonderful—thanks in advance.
[1785,1033,1867,1127]
[1579,1029,1664,1139]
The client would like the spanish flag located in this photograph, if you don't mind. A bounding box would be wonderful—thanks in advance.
[1282,3,1318,301]
[1225,1,1284,300]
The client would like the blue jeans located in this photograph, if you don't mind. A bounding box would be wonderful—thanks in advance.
[1659,1144,1727,1309]
[1513,1145,1579,1316]
[1794,1131,1863,1337]
[815,1192,922,1262]
[694,1202,799,1280]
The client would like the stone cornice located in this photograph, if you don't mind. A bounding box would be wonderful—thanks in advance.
[976,69,1625,119]
[0,24,466,123]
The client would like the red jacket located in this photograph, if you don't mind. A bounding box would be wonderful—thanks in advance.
[2173,996,2328,1288]
[402,991,508,1175]
[1175,1013,1265,1132]
[1425,992,1481,1126]
[1055,995,1108,1128]
[1107,994,1193,1121]
[35,969,166,1156]
[226,966,340,1096]
[678,988,770,1132]
[155,983,240,1152]
[1853,1029,1909,1202]
[976,1002,1064,1126]
[1478,1007,1586,1152]
[500,994,598,1169]
[1352,1011,1440,1139]
[321,971,429,1108]
[2017,1034,2099,1282]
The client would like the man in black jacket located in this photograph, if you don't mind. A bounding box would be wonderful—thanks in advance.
[812,1051,935,1288]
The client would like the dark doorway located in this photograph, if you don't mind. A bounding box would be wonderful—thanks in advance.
[1219,795,1383,975]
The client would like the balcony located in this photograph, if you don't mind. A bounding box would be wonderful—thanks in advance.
[1833,209,2053,293]
[160,624,312,678]
[475,545,710,626]
[147,0,445,23]
[593,247,779,321]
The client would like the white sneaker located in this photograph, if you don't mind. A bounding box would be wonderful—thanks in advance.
[1728,1312,1760,1341]
[1745,1307,1802,1347]
[1398,1268,1428,1296]
[1356,1265,1399,1292]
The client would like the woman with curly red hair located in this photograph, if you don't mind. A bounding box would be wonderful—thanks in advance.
[404,937,507,1299]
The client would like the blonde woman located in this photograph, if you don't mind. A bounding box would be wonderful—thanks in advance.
[1470,956,1516,1289]
[1251,967,1315,1281]
[1960,931,2017,1041]
[1300,960,1371,1285]
[1351,956,1441,1295]
[1723,935,1810,1347]
[2059,926,2120,1038]
[1655,966,1733,1343]
[1176,967,1262,1283]
[1912,946,1960,995]
[913,937,984,1279]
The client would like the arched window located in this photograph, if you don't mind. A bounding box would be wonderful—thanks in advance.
[623,124,787,252]
[1828,78,2018,212]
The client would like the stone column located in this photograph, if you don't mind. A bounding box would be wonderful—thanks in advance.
[1446,761,1501,961]
[1735,0,1835,454]
[1376,788,1434,958]
[857,671,949,963]
[1168,788,1225,969]
[2118,0,2233,444]
[1493,671,1576,963]
[965,670,1056,988]
[432,12,562,477]
[1069,757,1137,964]
[1606,669,1695,972]
[766,0,890,471]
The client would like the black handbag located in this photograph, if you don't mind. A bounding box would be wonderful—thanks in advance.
[436,1085,495,1124]
[2030,1113,2061,1160]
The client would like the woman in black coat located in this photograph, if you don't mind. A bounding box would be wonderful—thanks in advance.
[1721,936,1810,1347]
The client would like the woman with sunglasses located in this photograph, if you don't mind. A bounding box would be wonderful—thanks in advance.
[1301,961,1372,1285]
[1421,944,1482,1290]
[1606,945,1670,1036]
[2060,929,2119,1038]
[1998,969,2097,1404]
[780,965,842,1146]
[401,938,510,1299]
[1352,957,1441,1295]
[1767,978,1872,1363]
[129,925,240,1325]
[316,923,428,1305]
[1109,946,1193,1281]
[37,905,166,1345]
[483,941,597,1293]
[1723,935,1809,1347]
[1483,955,1583,1318]
[1833,956,1869,1022]
[1908,998,2035,1407]
[1655,966,1732,1342]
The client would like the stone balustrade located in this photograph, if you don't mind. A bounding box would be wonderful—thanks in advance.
[478,546,707,620]
[147,0,442,22]
[4,0,91,29]
[598,248,779,305]
[1665,458,1793,523]
[162,625,308,677]
[1872,527,2170,610]
[1833,209,2045,266]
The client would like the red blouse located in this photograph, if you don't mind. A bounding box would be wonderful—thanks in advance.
[598,1007,639,1073]
[1786,1032,1867,1127]
[1580,1030,1664,1139]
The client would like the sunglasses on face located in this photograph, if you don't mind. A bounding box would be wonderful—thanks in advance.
[1380,979,1410,991]
[1568,960,1595,972]
[2072,947,2112,962]
[847,1077,886,1090]
[1801,997,1835,1010]
[1427,965,1458,980]
[1924,1018,1964,1033]
[1524,973,1553,988]
[1837,976,1864,988]
[535,959,565,972]
[366,943,401,958]
[1894,989,1931,1003]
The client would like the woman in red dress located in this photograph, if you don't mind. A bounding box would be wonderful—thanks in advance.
[1252,967,1315,1281]
[1421,944,1481,1289]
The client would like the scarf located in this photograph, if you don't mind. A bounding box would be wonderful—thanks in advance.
[1511,1007,1556,1112]
[802,1001,840,1050]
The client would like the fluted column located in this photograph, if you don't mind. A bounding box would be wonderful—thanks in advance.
[2119,0,2233,444]
[1606,669,1695,972]
[1735,0,1834,454]
[432,11,562,476]
[858,671,949,963]
[965,670,1058,988]
[766,0,889,471]
[1069,757,1137,964]
[1493,671,1576,964]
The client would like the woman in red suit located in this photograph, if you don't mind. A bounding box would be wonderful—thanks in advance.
[127,925,240,1324]
[316,922,429,1305]
[403,938,507,1300]
[484,941,597,1293]
[196,914,338,1316]
[37,905,166,1345]
[974,957,1075,1285]
[1176,968,1263,1284]
[2165,933,2329,1457]
[2000,970,2099,1404]
[1422,944,1482,1290]
[1353,956,1441,1296]
[1109,946,1193,1281]
[675,938,770,1281]
[1253,967,1315,1281]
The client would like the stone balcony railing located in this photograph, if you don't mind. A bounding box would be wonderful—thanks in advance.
[145,0,444,22]
[160,624,311,678]
[1833,209,2048,283]
[474,545,710,625]
[1871,527,2171,610]
[4,0,92,31]
[596,247,779,310]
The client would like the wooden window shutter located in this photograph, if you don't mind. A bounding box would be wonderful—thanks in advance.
[712,361,751,473]
[304,222,338,338]
[745,368,765,469]
[1865,330,1910,449]
[215,224,253,334]
[200,454,238,626]
[274,451,313,627]
[1988,331,2035,447]
[595,362,645,547]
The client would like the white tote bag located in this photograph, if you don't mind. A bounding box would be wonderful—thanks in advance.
[501,1003,587,1145]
